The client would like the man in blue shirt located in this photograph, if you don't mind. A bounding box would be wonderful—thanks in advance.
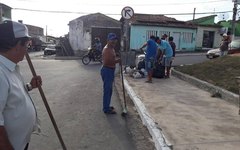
[156,37,173,78]
[140,35,157,83]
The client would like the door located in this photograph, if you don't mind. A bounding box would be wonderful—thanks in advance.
[172,32,181,50]
[202,31,215,48]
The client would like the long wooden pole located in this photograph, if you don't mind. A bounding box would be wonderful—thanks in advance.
[25,53,67,150]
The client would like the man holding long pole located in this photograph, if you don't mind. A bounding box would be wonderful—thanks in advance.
[0,20,42,150]
[101,33,120,114]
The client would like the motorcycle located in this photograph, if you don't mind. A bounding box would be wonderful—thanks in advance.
[82,47,102,65]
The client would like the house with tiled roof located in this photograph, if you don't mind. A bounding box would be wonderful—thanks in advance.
[122,13,198,51]
[189,15,223,50]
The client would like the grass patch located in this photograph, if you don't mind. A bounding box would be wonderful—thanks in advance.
[174,55,240,94]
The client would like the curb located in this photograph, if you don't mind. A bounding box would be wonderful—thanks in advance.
[123,78,172,150]
[172,69,239,106]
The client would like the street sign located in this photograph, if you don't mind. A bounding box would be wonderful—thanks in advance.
[121,6,134,20]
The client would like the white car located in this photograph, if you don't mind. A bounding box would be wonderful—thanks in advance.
[44,45,56,55]
[206,48,221,59]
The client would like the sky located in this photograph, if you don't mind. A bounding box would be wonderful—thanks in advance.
[0,0,238,37]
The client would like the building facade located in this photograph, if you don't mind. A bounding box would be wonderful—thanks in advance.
[123,14,197,51]
[189,15,223,50]
[0,3,11,22]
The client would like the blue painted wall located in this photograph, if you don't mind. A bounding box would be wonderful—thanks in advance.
[130,25,197,51]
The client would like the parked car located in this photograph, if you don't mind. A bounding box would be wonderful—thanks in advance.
[44,45,56,55]
[206,39,240,59]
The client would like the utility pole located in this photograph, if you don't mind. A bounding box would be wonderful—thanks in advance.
[232,0,238,40]
[193,8,196,21]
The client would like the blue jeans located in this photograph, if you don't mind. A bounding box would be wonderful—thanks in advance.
[101,66,115,112]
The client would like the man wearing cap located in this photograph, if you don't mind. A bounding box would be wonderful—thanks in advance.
[220,33,230,56]
[101,33,120,114]
[0,20,42,150]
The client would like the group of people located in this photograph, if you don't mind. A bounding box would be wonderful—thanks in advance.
[140,34,176,83]
[0,20,120,150]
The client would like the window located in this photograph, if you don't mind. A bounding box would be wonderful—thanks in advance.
[146,30,157,41]
[183,32,193,43]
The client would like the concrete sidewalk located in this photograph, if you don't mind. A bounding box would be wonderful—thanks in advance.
[123,75,240,150]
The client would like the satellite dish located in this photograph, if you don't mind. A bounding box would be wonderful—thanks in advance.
[218,13,229,21]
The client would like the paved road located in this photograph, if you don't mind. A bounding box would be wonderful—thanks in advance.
[173,52,208,66]
[20,51,209,150]
[18,53,152,150]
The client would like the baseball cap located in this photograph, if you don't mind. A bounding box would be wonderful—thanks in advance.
[0,20,30,40]
[107,33,117,41]
[223,33,227,37]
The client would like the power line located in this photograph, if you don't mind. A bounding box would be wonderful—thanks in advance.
[13,7,236,16]
[72,0,230,6]
[126,0,230,6]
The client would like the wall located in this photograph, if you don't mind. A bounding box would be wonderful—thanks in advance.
[130,25,197,51]
[69,19,91,55]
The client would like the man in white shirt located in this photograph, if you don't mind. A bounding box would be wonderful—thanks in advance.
[0,20,42,150]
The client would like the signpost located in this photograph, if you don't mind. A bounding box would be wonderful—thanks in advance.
[120,6,134,116]
[121,6,134,52]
